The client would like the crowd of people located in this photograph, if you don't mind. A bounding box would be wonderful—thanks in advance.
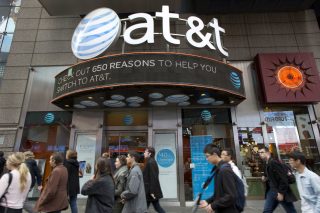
[0,147,165,213]
[198,145,320,213]
[0,145,319,213]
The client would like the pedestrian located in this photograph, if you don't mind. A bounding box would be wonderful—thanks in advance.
[143,147,165,213]
[221,149,248,196]
[120,151,147,213]
[113,155,128,213]
[81,157,114,213]
[0,151,6,177]
[102,152,116,174]
[288,151,320,213]
[0,152,32,213]
[34,152,68,213]
[23,151,42,213]
[64,150,80,213]
[199,144,240,213]
[258,147,297,213]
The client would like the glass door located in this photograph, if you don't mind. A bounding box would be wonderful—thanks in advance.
[106,131,148,162]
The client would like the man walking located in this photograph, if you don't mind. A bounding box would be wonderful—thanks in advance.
[143,147,165,213]
[288,151,320,213]
[34,152,68,213]
[121,151,147,213]
[258,147,297,213]
[199,144,240,213]
[24,151,42,213]
[221,149,248,196]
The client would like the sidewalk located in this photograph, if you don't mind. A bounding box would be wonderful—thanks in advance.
[45,199,301,213]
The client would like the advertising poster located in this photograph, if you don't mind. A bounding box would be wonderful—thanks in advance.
[76,134,96,198]
[190,135,214,200]
[154,133,177,199]
[273,126,300,154]
[295,114,314,140]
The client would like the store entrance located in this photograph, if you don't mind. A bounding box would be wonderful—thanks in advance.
[105,131,148,162]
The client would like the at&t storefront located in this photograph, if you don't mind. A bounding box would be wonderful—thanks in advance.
[14,5,320,205]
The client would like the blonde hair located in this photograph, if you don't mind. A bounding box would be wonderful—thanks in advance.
[66,150,77,160]
[7,152,30,192]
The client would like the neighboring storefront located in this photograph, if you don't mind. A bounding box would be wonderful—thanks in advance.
[1,1,320,205]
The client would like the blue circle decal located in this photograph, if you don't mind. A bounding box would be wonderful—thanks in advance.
[72,8,121,60]
[156,149,175,168]
[44,113,55,124]
[230,71,241,89]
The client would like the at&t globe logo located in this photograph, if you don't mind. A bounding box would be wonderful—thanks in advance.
[230,71,241,89]
[71,8,121,60]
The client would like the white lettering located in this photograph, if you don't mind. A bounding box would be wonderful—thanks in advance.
[156,5,180,45]
[124,13,154,45]
[209,18,228,57]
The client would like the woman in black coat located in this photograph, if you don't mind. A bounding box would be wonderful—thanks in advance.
[143,147,165,213]
[81,157,115,213]
[64,150,80,213]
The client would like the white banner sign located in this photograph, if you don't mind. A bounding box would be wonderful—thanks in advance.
[76,134,97,197]
[154,133,177,199]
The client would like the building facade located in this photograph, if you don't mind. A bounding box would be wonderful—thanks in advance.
[1,0,320,205]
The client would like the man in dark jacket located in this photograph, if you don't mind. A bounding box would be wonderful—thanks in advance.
[143,147,165,213]
[24,151,42,213]
[259,147,297,213]
[0,151,6,177]
[199,144,239,213]
[64,150,80,213]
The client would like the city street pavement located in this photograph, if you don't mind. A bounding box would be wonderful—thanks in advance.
[25,199,301,213]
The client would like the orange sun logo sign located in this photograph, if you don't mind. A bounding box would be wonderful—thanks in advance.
[277,66,304,89]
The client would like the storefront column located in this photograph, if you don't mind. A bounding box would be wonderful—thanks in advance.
[231,107,241,169]
[308,105,320,157]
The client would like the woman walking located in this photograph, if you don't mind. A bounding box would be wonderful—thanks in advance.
[64,150,80,213]
[0,152,31,213]
[113,155,128,213]
[81,157,114,213]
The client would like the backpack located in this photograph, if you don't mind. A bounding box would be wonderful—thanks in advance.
[220,164,246,212]
[281,162,296,184]
[0,172,13,204]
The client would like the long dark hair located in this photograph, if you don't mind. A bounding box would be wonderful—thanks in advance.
[95,157,113,180]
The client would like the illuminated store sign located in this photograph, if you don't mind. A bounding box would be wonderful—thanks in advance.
[256,53,320,103]
[52,52,245,109]
[72,5,228,60]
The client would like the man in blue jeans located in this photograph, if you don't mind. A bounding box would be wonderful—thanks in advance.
[258,147,297,213]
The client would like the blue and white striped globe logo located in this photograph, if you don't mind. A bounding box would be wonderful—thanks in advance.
[201,110,212,122]
[44,113,55,124]
[72,8,121,60]
[230,71,241,89]
[123,115,133,125]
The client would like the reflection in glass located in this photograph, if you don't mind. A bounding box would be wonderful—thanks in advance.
[1,33,12,52]
[5,7,19,33]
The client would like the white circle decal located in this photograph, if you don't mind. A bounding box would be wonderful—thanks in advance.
[71,8,121,60]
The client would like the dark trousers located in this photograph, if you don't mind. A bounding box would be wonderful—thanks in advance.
[69,195,78,213]
[0,206,22,213]
[147,200,166,213]
[263,190,297,213]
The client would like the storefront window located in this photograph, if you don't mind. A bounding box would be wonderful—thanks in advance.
[104,110,148,162]
[182,108,233,201]
[19,111,72,197]
[263,107,320,175]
